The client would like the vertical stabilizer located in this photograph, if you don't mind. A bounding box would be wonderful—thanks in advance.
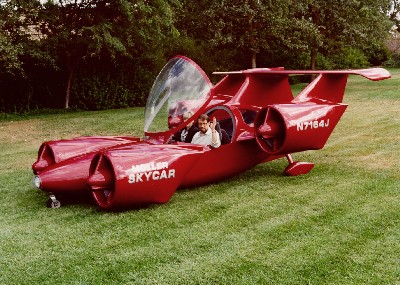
[292,74,348,104]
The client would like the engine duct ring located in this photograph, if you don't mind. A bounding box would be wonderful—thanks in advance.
[254,107,286,154]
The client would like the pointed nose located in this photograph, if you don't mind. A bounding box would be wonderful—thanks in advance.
[87,169,113,191]
[258,120,280,138]
[32,144,55,174]
[32,160,49,174]
[88,154,115,207]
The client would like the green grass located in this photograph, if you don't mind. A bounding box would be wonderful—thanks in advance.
[0,70,399,285]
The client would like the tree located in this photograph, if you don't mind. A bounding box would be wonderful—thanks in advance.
[295,0,392,69]
[178,0,391,70]
[204,0,298,68]
[0,0,42,76]
[0,0,56,111]
[38,0,125,109]
[38,0,179,109]
[389,0,400,32]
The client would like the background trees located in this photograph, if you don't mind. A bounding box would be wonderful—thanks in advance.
[300,0,392,69]
[0,0,396,112]
[192,0,391,69]
[38,0,180,109]
[0,0,41,76]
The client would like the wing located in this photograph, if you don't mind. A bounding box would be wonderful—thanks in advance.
[213,68,391,81]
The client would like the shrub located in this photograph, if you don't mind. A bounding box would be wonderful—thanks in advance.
[383,52,400,68]
[330,48,370,69]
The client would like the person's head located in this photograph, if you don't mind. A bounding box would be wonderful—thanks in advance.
[183,111,194,128]
[197,114,210,133]
[183,111,193,120]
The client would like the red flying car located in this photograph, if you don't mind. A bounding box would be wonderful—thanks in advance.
[32,56,391,209]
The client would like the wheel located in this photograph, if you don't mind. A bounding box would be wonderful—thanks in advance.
[46,195,61,208]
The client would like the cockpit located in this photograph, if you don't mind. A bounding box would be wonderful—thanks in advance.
[144,56,241,146]
[144,56,212,134]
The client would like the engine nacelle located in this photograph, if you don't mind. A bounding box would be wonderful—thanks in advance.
[255,103,347,155]
[88,144,204,209]
[32,136,140,174]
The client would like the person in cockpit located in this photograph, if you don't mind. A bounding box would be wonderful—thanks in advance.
[171,111,199,143]
[191,114,221,148]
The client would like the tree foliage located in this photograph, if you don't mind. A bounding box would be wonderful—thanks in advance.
[389,0,400,32]
[186,0,391,68]
[299,0,392,68]
[0,0,395,112]
[36,0,179,108]
[0,0,42,76]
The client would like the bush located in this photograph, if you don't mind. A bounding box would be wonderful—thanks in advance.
[71,76,135,111]
[383,52,400,68]
[328,48,370,69]
[364,44,390,66]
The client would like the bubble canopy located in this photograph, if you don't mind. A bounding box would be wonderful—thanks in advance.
[144,56,212,133]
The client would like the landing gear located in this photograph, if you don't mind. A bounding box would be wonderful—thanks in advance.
[284,154,314,176]
[46,194,61,208]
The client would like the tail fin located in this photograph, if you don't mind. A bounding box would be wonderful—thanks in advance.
[292,68,391,104]
[292,73,348,104]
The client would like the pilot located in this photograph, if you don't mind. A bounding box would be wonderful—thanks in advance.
[191,114,221,148]
[171,111,199,143]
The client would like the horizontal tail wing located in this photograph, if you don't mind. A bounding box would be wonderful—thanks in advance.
[213,67,391,104]
[213,67,391,81]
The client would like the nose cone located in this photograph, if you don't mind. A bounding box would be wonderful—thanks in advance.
[255,107,285,154]
[88,155,115,208]
[32,160,49,174]
[87,169,113,191]
[258,120,280,138]
[32,144,55,174]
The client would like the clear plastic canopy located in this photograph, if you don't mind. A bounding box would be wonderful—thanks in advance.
[144,56,212,133]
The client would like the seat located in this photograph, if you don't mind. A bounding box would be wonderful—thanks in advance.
[220,129,230,145]
[215,122,230,145]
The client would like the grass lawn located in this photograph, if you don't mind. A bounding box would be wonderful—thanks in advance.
[0,69,399,285]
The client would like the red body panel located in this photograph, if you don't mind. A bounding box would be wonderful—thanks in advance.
[180,140,268,187]
[87,140,270,209]
[33,136,140,174]
[32,56,391,210]
[90,144,205,209]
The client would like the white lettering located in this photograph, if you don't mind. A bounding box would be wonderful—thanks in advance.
[297,119,331,132]
[130,161,169,174]
[160,170,167,179]
[297,123,304,131]
[136,173,143,182]
[144,172,152,181]
[126,161,176,184]
[152,171,160,180]
[129,174,135,183]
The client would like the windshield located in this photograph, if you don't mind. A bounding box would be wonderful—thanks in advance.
[144,56,212,133]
